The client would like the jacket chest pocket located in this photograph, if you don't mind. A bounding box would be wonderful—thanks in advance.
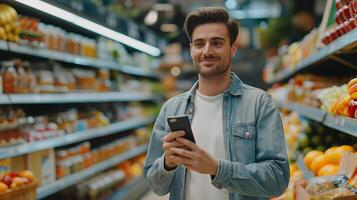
[231,123,256,163]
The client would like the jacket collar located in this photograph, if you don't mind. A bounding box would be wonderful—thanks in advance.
[184,71,243,101]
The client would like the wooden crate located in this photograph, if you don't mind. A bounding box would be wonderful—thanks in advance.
[0,182,37,200]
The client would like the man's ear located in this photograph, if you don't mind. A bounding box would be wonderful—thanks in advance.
[231,42,238,58]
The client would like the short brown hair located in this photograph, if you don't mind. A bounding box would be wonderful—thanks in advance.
[184,7,239,45]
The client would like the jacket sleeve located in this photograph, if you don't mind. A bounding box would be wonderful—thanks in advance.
[212,93,290,197]
[143,101,178,196]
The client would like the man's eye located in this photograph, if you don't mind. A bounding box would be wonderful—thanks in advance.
[194,42,204,48]
[212,41,222,47]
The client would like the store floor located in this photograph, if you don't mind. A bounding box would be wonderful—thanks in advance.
[141,191,169,200]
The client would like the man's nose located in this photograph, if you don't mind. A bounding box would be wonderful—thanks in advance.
[202,43,213,55]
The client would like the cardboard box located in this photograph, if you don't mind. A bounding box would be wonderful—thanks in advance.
[27,148,55,186]
[296,152,357,200]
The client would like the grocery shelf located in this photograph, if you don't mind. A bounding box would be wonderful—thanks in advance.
[7,42,119,70]
[107,176,149,200]
[268,29,357,84]
[0,40,8,50]
[120,65,160,79]
[0,95,10,104]
[0,117,154,159]
[1,41,160,79]
[0,92,157,104]
[323,114,357,137]
[297,153,314,180]
[276,101,326,122]
[277,100,357,137]
[37,144,148,199]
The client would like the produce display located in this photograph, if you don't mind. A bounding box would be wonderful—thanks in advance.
[0,4,19,42]
[269,74,357,119]
[277,110,357,200]
[321,0,357,45]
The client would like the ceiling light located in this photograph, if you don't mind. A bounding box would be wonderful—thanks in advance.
[225,0,237,10]
[14,0,161,56]
[144,10,158,26]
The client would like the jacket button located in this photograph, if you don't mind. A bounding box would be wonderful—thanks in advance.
[244,131,250,138]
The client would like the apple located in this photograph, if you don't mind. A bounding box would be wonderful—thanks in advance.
[350,0,357,17]
[8,172,19,178]
[342,5,352,21]
[347,100,357,118]
[1,175,12,187]
[348,17,357,30]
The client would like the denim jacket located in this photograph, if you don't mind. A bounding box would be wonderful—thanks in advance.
[143,72,289,200]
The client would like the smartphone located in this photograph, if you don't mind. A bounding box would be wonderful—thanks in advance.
[167,115,196,143]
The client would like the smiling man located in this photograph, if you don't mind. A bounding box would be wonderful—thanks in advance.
[144,7,289,200]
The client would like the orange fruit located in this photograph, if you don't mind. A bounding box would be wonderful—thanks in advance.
[290,170,303,181]
[337,145,355,153]
[19,170,34,182]
[290,163,298,175]
[325,145,355,164]
[0,182,8,193]
[304,150,323,169]
[310,154,330,175]
[317,164,339,176]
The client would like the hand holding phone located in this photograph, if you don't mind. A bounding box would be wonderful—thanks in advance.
[167,115,196,143]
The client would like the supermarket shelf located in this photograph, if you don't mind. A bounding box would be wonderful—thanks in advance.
[7,42,119,70]
[277,100,357,137]
[0,117,155,159]
[0,40,8,50]
[120,65,160,79]
[323,115,357,137]
[268,29,357,84]
[0,92,157,104]
[0,95,10,104]
[37,144,148,199]
[107,176,149,200]
[277,101,326,122]
[2,42,159,79]
[297,153,314,180]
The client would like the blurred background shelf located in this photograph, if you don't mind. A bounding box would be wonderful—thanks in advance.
[0,117,154,159]
[0,92,158,104]
[37,144,148,199]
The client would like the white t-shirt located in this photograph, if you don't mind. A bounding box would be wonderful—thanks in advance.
[185,90,229,200]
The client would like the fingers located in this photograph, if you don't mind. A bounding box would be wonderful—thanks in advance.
[163,131,185,142]
[170,147,196,159]
[162,141,187,151]
[176,137,198,151]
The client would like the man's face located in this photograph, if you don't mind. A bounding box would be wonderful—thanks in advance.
[190,23,237,78]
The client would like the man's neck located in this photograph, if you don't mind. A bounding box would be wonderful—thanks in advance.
[197,72,231,96]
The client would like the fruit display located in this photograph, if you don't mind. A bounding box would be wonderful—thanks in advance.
[304,145,354,176]
[318,77,357,118]
[0,4,19,42]
[0,170,36,194]
[321,0,357,45]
